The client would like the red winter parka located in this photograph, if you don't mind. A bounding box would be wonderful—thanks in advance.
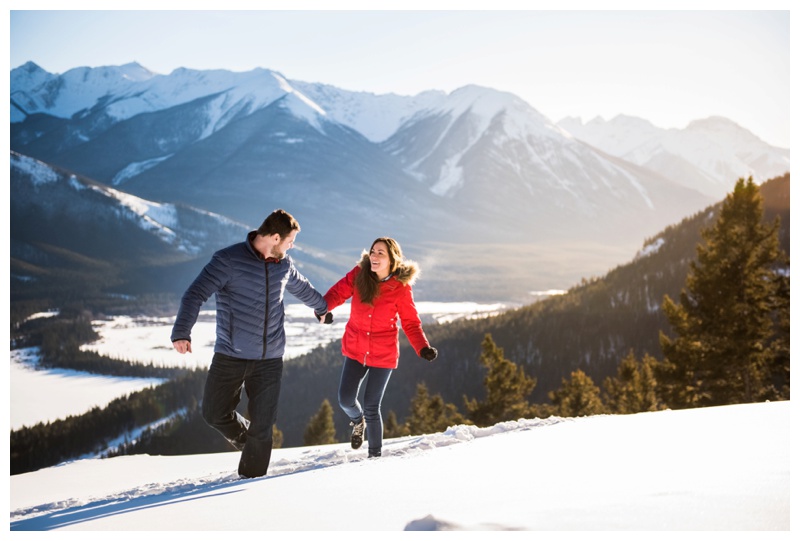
[324,254,430,369]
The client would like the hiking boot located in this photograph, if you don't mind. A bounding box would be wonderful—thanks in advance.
[350,417,366,449]
[368,450,381,458]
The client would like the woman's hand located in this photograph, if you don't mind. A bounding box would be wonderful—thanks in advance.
[420,346,438,362]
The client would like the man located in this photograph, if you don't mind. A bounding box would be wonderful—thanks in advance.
[171,209,329,478]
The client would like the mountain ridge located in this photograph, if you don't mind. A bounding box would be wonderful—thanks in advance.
[10,62,787,300]
[557,113,789,199]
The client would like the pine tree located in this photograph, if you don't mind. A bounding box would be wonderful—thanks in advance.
[383,410,409,439]
[549,369,606,417]
[303,399,337,446]
[768,268,790,399]
[603,350,663,414]
[659,177,785,408]
[406,382,466,435]
[464,334,537,426]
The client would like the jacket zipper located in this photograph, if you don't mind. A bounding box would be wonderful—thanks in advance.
[262,261,269,359]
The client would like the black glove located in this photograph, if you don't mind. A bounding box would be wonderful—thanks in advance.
[315,312,333,324]
[420,346,438,362]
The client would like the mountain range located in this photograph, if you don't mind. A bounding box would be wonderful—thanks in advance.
[558,114,790,200]
[9,61,790,301]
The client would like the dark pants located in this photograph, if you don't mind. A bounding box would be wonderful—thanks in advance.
[338,357,393,455]
[202,352,283,478]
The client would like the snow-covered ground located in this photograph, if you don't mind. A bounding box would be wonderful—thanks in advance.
[10,348,165,430]
[9,401,790,531]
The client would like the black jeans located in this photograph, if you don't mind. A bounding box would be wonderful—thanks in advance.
[338,357,393,455]
[202,352,283,478]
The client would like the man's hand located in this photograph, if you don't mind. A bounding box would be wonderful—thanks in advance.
[316,311,334,324]
[173,339,192,354]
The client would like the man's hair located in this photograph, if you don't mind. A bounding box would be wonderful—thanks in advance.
[256,209,300,238]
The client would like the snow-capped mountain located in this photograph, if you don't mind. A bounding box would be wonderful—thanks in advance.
[10,151,249,259]
[10,61,438,147]
[380,85,714,242]
[557,114,789,199]
[10,61,157,124]
[10,63,717,243]
[10,61,786,299]
[9,150,359,298]
[291,81,447,143]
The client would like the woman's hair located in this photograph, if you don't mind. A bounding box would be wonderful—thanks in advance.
[354,237,404,305]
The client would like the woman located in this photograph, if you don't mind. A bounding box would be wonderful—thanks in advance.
[323,237,438,458]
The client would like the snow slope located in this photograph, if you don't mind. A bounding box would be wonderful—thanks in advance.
[9,401,790,531]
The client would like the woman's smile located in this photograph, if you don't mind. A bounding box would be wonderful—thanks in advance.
[369,241,391,279]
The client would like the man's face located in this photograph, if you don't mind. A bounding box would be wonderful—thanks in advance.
[270,231,297,259]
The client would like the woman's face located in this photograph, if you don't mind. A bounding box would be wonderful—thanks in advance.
[369,241,392,279]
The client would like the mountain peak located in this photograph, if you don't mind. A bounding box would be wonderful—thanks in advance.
[117,61,155,81]
[608,114,657,128]
[437,84,554,141]
[685,116,775,149]
[444,85,524,116]
[16,61,46,74]
[685,115,744,133]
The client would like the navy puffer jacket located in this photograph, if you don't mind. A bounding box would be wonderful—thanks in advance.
[171,232,328,360]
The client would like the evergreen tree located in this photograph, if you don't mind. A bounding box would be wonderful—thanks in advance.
[603,350,663,414]
[659,177,786,408]
[769,268,790,399]
[549,369,606,417]
[383,410,409,439]
[406,382,466,435]
[464,334,537,426]
[303,399,337,446]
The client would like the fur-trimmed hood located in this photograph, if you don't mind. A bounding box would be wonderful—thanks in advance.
[358,252,420,286]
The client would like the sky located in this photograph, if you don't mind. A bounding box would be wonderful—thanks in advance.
[6,2,793,148]
[9,401,791,531]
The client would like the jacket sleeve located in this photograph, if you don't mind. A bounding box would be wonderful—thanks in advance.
[397,286,430,355]
[323,266,358,311]
[170,251,231,343]
[286,259,329,315]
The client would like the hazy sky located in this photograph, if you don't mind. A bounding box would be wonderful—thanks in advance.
[7,4,792,148]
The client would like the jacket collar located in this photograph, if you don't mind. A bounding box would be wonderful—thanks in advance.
[246,231,282,263]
